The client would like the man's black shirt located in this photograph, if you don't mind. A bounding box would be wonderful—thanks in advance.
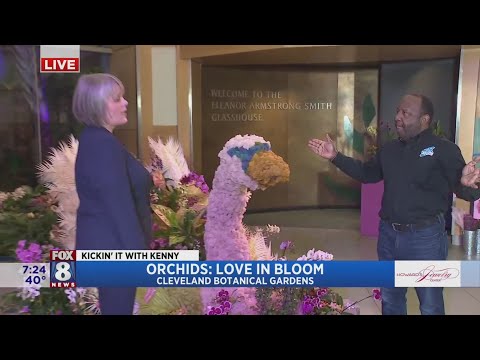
[331,128,480,224]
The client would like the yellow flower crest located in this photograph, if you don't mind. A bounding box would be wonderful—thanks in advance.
[247,151,290,189]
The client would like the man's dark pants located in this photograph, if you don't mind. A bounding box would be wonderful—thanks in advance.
[377,215,449,315]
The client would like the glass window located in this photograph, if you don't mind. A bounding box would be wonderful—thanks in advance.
[0,45,111,191]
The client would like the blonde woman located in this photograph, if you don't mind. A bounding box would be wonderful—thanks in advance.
[73,73,152,315]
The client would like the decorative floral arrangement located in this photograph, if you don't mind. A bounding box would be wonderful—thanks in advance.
[1,132,382,316]
[0,185,59,258]
[147,137,209,261]
[206,242,381,315]
[255,244,377,316]
[199,135,290,315]
[137,135,290,315]
[206,289,234,315]
[0,238,104,315]
[149,169,209,260]
[0,137,101,315]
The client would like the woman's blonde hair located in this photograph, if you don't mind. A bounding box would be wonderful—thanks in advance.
[72,73,124,127]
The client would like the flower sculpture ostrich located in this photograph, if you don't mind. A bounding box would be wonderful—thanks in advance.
[201,134,290,314]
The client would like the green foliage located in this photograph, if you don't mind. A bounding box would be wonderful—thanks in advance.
[154,206,204,241]
[362,93,377,128]
[0,183,99,315]
[0,288,86,315]
[0,185,60,257]
[353,128,365,155]
[0,149,37,192]
[356,94,379,159]
[433,121,447,138]
[151,184,208,260]
[152,186,182,212]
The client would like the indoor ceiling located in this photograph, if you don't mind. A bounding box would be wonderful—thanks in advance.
[182,45,462,66]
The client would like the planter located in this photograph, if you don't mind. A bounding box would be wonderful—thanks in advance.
[474,199,480,220]
[360,181,384,237]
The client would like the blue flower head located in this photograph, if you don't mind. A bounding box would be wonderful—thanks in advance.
[227,142,271,172]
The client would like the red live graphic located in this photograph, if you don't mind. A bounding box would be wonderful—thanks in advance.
[41,58,79,72]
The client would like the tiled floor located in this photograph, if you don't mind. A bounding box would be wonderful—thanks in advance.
[244,209,480,315]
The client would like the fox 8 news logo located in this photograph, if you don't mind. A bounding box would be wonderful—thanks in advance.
[50,250,76,288]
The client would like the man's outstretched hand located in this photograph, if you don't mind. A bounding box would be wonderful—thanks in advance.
[308,134,338,160]
[461,156,480,189]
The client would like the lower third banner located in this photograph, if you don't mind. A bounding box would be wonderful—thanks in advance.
[69,260,395,288]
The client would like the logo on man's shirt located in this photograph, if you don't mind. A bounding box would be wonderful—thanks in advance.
[419,146,435,157]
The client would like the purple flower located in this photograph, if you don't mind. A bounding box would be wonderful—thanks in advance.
[20,306,29,314]
[65,289,77,304]
[221,301,232,311]
[316,288,328,297]
[148,155,163,172]
[207,306,223,315]
[301,300,314,315]
[180,172,210,194]
[280,241,294,250]
[16,240,43,263]
[217,290,229,302]
[150,237,168,249]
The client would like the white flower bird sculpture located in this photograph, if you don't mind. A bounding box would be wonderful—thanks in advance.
[201,134,290,315]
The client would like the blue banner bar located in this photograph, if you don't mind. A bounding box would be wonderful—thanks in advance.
[74,260,395,288]
[461,261,480,287]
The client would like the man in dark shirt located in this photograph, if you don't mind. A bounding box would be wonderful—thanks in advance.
[308,93,480,315]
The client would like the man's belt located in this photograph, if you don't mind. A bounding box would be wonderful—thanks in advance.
[389,216,442,232]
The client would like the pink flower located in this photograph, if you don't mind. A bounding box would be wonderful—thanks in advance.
[144,288,156,304]
[341,288,382,314]
[373,288,382,300]
[152,170,166,189]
